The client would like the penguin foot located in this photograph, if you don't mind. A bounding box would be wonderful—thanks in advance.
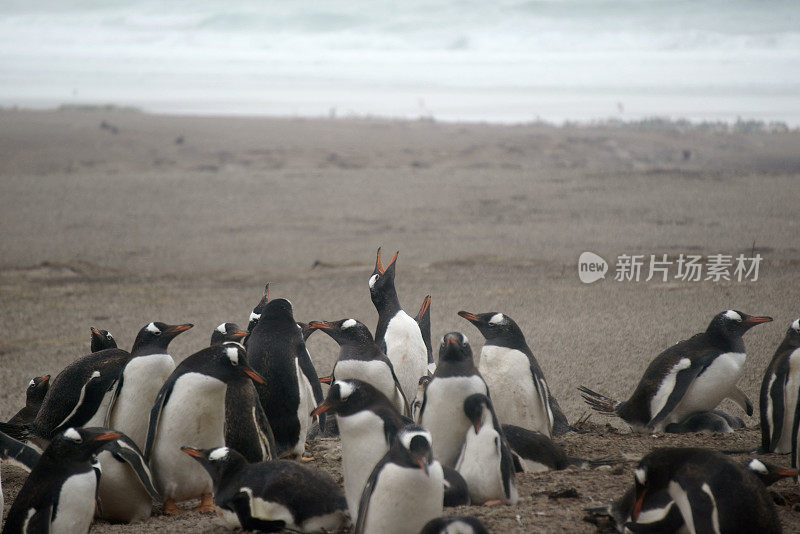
[197,493,215,513]
[164,500,185,515]
[484,500,504,506]
[300,455,316,463]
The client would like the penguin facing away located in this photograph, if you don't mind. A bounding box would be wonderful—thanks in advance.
[761,318,800,453]
[90,327,117,352]
[419,332,488,468]
[458,310,568,437]
[2,427,121,534]
[580,310,771,433]
[7,375,50,426]
[107,321,193,450]
[454,394,518,505]
[354,424,444,534]
[181,446,348,533]
[369,247,429,402]
[144,342,266,514]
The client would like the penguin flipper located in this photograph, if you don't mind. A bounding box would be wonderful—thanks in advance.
[28,504,53,534]
[763,365,788,452]
[254,400,278,461]
[228,492,286,533]
[143,377,176,461]
[647,363,705,431]
[726,386,753,416]
[0,430,41,472]
[103,373,123,427]
[387,360,412,417]
[667,477,719,534]
[414,295,433,366]
[107,441,161,500]
[297,345,326,432]
[354,452,390,534]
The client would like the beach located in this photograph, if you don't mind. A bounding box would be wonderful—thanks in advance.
[1,108,800,532]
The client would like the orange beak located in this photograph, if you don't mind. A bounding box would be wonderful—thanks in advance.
[376,248,398,274]
[180,446,204,458]
[778,469,799,477]
[308,321,333,331]
[745,316,772,324]
[41,375,51,383]
[632,488,646,521]
[319,376,333,385]
[310,403,331,417]
[458,311,479,322]
[244,368,266,384]
[93,431,122,442]
[166,324,193,334]
[232,330,248,339]
[90,327,102,336]
[419,295,431,317]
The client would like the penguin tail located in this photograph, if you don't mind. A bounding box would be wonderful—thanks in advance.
[0,421,31,442]
[577,386,619,416]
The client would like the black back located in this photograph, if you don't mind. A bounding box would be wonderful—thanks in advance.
[7,375,50,426]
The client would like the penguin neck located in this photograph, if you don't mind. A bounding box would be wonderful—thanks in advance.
[214,457,248,493]
[705,329,744,353]
[436,359,477,377]
[131,343,170,357]
[374,293,402,343]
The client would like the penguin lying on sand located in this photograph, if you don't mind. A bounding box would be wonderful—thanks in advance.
[7,375,50,427]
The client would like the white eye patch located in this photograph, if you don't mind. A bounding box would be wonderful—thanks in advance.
[342,319,357,329]
[724,310,742,322]
[225,345,239,365]
[249,312,260,323]
[368,274,379,289]
[64,428,81,442]
[216,323,227,334]
[336,380,355,400]
[488,313,505,325]
[792,319,800,332]
[209,447,229,461]
[635,467,646,485]
[747,459,768,474]
[28,379,35,387]
[146,322,160,334]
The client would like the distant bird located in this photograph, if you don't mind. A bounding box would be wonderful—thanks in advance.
[369,247,428,401]
[624,448,781,534]
[420,516,489,534]
[306,318,409,415]
[145,342,266,514]
[90,327,117,352]
[246,298,316,458]
[355,424,444,534]
[760,318,800,453]
[419,332,488,467]
[182,446,348,532]
[580,310,771,432]
[2,427,120,534]
[107,322,193,449]
[454,394,518,505]
[7,375,50,426]
[414,295,435,374]
[459,310,568,436]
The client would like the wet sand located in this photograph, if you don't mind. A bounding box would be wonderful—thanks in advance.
[1,109,800,532]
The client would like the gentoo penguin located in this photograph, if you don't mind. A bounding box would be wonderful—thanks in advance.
[247,298,317,457]
[580,310,771,433]
[7,375,50,426]
[107,321,192,449]
[419,332,488,468]
[627,447,781,534]
[181,446,348,532]
[244,282,270,343]
[144,342,266,514]
[90,428,160,523]
[90,326,117,352]
[1,430,42,513]
[2,427,120,534]
[454,394,518,505]
[760,318,800,453]
[414,295,435,374]
[420,516,489,534]
[369,247,429,401]
[411,374,432,423]
[210,323,277,463]
[501,424,612,472]
[355,424,444,534]
[665,410,745,434]
[310,379,407,518]
[0,348,131,444]
[458,310,568,437]
[306,318,409,415]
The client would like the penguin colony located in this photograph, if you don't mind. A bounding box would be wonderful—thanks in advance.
[0,246,797,534]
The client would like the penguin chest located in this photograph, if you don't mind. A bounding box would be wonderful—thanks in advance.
[669,352,745,424]
[337,411,388,517]
[455,427,508,505]
[110,354,175,448]
[361,461,444,534]
[293,358,315,456]
[420,376,487,467]
[96,450,152,523]
[384,311,428,397]
[335,359,403,411]
[152,373,226,500]
[776,349,800,452]
[479,346,551,436]
[51,470,97,534]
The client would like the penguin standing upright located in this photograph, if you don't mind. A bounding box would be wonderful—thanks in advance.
[760,318,800,453]
[107,322,192,449]
[628,447,781,534]
[355,424,444,534]
[210,323,277,463]
[369,248,428,401]
[182,446,348,532]
[580,310,771,433]
[454,394,518,505]
[7,375,50,426]
[2,427,120,534]
[144,342,266,514]
[90,327,117,352]
[459,310,567,437]
[246,298,316,458]
[419,332,488,468]
[306,318,409,415]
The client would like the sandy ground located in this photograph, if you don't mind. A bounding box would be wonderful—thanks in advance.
[1,109,800,532]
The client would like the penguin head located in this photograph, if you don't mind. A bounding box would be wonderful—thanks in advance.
[247,282,270,333]
[438,332,473,363]
[458,311,524,344]
[90,326,117,352]
[51,427,121,462]
[181,445,247,481]
[746,458,798,486]
[259,298,296,327]
[132,321,193,354]
[310,379,381,418]
[26,374,50,406]
[412,375,432,414]
[784,318,800,347]
[396,424,435,476]
[210,322,247,346]
[305,318,374,346]
[213,342,266,384]
[463,394,494,434]
[707,310,772,338]
[368,247,399,304]
[296,322,316,342]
